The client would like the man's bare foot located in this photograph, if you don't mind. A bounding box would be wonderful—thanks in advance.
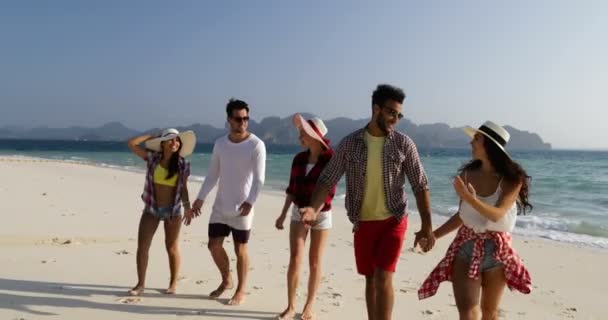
[277,306,296,320]
[209,280,233,298]
[301,303,314,320]
[227,290,246,305]
[128,285,144,296]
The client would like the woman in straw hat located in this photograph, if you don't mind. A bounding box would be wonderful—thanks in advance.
[275,114,336,320]
[418,121,533,319]
[126,128,196,296]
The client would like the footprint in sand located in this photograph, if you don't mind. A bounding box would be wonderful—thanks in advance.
[561,307,577,318]
[400,286,417,292]
[497,309,507,318]
[61,239,81,245]
[117,297,142,304]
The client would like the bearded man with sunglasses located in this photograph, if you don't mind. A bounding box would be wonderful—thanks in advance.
[187,98,266,306]
[300,84,435,320]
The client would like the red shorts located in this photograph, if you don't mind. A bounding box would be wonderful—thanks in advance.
[354,216,408,276]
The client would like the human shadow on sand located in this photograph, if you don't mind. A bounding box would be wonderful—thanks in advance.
[0,278,277,319]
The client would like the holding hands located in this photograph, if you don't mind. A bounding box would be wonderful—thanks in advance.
[414,226,436,252]
[299,207,318,228]
[183,199,203,226]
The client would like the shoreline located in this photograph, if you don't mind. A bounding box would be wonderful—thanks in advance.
[1,155,607,250]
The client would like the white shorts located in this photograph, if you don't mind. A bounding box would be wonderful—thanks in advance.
[291,206,332,230]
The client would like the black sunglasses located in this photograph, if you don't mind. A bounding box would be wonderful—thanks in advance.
[382,106,404,120]
[231,116,250,122]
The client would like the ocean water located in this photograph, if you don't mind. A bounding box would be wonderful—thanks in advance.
[2,139,607,248]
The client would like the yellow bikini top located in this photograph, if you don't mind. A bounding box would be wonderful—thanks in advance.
[153,165,178,187]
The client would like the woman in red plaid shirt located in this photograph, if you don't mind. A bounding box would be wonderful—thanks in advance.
[418,121,532,320]
[275,114,336,320]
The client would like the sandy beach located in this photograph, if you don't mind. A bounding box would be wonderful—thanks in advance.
[1,157,607,320]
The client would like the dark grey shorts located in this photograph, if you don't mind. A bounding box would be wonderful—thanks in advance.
[456,239,503,272]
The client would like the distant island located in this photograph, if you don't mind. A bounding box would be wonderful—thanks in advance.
[0,115,551,150]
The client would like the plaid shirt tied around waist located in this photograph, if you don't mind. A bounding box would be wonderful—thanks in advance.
[418,226,532,300]
[141,151,190,217]
[318,127,429,229]
[286,149,336,211]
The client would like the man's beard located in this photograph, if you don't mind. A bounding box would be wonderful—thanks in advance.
[376,113,389,134]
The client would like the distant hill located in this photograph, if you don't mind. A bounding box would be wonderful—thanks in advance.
[0,116,551,150]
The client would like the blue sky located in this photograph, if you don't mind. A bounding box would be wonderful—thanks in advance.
[1,1,606,149]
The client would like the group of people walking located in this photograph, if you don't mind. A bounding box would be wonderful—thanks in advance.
[126,84,532,320]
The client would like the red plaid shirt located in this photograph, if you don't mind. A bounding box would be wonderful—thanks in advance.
[141,151,190,217]
[418,226,531,299]
[286,149,336,212]
[318,127,429,228]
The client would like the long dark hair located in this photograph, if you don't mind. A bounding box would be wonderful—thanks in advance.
[458,137,533,215]
[162,137,182,180]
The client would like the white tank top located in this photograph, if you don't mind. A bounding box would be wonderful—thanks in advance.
[459,174,517,233]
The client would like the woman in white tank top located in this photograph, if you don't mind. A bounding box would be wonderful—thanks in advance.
[418,121,533,319]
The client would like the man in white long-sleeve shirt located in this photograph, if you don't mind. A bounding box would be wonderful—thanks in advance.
[187,99,266,306]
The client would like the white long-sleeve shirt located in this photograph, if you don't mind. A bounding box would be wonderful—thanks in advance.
[197,133,266,229]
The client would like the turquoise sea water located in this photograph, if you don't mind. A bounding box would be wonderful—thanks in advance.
[2,139,607,248]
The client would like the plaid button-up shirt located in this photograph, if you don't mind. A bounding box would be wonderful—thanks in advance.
[318,127,429,229]
[286,149,336,212]
[418,226,531,299]
[141,151,190,217]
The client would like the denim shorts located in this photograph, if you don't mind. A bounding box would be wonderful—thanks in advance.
[147,207,176,221]
[456,239,503,272]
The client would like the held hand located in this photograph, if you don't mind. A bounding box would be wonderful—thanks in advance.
[453,176,476,202]
[183,208,195,226]
[275,214,286,230]
[413,228,436,252]
[192,199,203,217]
[299,207,319,227]
[239,202,253,216]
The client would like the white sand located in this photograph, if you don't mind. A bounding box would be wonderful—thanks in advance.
[1,157,607,319]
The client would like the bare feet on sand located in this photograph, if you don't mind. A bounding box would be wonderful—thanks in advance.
[301,303,314,320]
[128,285,144,296]
[277,306,296,320]
[227,290,246,305]
[165,284,177,294]
[209,278,234,299]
